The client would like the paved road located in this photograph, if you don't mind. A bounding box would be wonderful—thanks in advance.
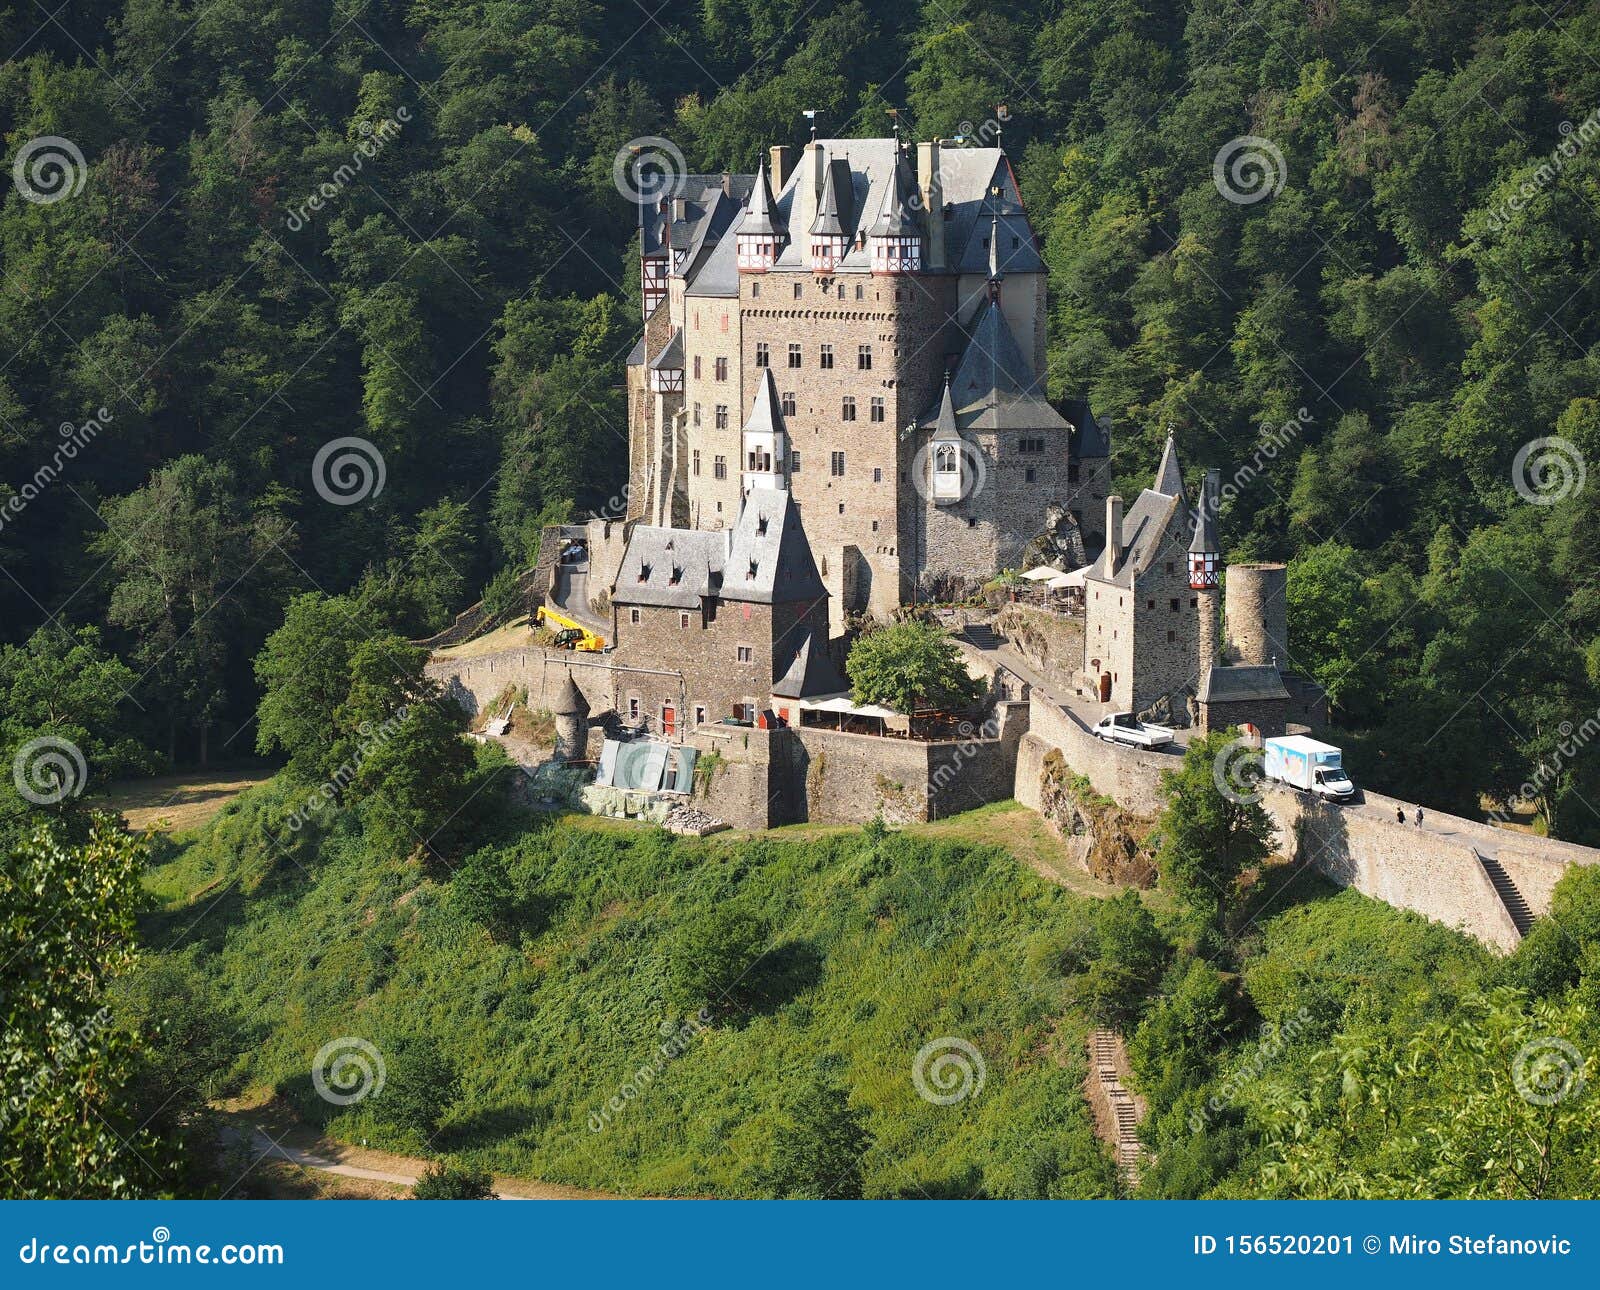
[549,559,608,636]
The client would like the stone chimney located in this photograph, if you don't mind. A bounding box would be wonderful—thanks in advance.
[917,140,946,271]
[796,141,826,263]
[1106,495,1123,576]
[769,145,792,193]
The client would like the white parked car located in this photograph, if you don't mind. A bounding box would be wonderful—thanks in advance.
[1094,712,1174,749]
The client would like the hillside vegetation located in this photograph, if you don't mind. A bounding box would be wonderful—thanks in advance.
[120,770,1600,1199]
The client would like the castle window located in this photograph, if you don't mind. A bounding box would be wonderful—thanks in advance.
[790,450,800,472]
[858,345,872,370]
[693,356,702,379]
[837,284,845,298]
[831,451,846,477]
[715,404,729,429]
[1068,462,1080,483]
[1025,467,1036,483]
[871,519,879,532]
[681,611,691,628]
[839,503,845,514]
[747,559,758,579]
[1166,562,1175,574]
[842,396,856,421]
[788,343,802,368]
[870,397,884,422]
[1168,630,1176,643]
[669,567,683,586]
[638,563,651,582]
[757,515,768,535]
[1170,598,1179,611]
[1019,436,1045,454]
[935,444,957,475]
[628,696,640,720]
[755,342,770,368]
[714,455,727,479]
[872,467,882,483]
[793,282,802,299]
[854,285,864,300]
[820,344,834,369]
[694,705,707,725]
[751,282,760,298]
[737,645,753,663]
[1190,597,1198,608]
[967,517,977,528]
[630,609,641,625]
[782,391,796,416]
[1147,599,1154,610]
[693,402,701,426]
[715,356,728,381]
[693,449,701,476]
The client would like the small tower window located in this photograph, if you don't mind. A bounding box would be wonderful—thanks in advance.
[820,343,834,369]
[755,342,770,368]
[870,397,884,422]
[858,345,872,370]
[788,343,802,368]
[782,391,796,416]
[842,396,857,421]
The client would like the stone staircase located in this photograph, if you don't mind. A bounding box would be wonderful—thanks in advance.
[1477,851,1535,937]
[1088,1029,1145,1192]
[960,623,1002,651]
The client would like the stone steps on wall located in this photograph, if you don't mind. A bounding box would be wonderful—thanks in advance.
[1087,1028,1145,1193]
[960,623,1002,651]
[1477,851,1535,937]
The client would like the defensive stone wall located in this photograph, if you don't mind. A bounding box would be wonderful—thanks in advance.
[1016,693,1600,950]
[427,646,616,722]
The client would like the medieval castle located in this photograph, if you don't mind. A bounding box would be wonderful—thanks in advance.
[427,132,1595,953]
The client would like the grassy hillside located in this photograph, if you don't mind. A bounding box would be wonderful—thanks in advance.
[142,782,1117,1198]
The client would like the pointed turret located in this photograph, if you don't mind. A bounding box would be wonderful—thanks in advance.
[869,154,922,274]
[1190,467,1223,675]
[986,201,1003,301]
[736,160,785,272]
[809,159,853,271]
[741,369,789,494]
[1154,428,1184,499]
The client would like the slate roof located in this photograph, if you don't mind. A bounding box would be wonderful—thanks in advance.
[742,368,788,441]
[1060,397,1110,458]
[550,672,588,716]
[921,298,1069,433]
[1154,430,1185,501]
[1198,664,1289,704]
[951,192,1045,276]
[721,488,827,605]
[810,158,856,237]
[1084,489,1187,589]
[741,160,783,237]
[772,629,845,698]
[1190,468,1221,555]
[638,174,756,260]
[649,328,684,371]
[611,527,726,608]
[868,155,921,237]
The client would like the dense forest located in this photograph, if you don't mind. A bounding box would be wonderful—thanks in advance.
[4,1,1600,824]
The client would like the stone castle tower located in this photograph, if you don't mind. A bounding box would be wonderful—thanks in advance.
[625,136,1113,629]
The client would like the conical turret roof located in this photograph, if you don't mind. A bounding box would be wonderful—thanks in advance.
[740,160,784,237]
[869,155,920,238]
[551,672,588,716]
[1190,468,1221,554]
[742,369,788,441]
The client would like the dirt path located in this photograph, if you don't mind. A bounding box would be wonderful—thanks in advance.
[219,1105,615,1200]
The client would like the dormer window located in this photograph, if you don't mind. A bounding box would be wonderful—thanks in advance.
[757,515,769,536]
[668,566,682,586]
[638,563,651,582]
[747,560,758,580]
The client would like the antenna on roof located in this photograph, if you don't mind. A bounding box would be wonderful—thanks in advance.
[802,109,819,141]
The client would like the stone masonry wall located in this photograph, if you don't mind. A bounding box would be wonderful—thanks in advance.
[426,646,616,722]
[996,601,1086,695]
[1015,693,1600,950]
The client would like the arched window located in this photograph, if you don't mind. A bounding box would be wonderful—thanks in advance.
[935,444,958,474]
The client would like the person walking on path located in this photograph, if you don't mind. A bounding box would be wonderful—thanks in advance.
[1415,807,1424,828]
[1396,807,1405,824]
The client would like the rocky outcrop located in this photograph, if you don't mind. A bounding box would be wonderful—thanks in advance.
[1038,748,1159,888]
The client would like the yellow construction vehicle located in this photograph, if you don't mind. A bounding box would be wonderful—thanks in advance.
[533,605,606,652]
